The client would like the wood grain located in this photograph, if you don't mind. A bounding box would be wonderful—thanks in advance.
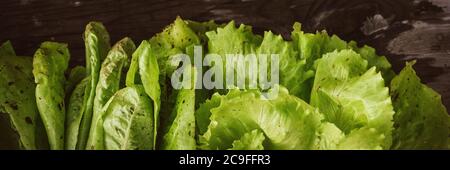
[0,0,449,109]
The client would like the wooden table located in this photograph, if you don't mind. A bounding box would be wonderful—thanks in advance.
[1,0,449,109]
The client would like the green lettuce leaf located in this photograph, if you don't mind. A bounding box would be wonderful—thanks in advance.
[82,22,111,149]
[336,127,385,150]
[390,61,449,149]
[33,42,70,150]
[0,41,16,56]
[0,42,48,149]
[136,40,161,149]
[200,86,323,150]
[291,23,395,101]
[65,66,86,98]
[65,77,90,150]
[145,17,202,146]
[311,49,394,149]
[206,22,314,100]
[315,123,344,150]
[102,85,154,150]
[257,31,314,100]
[160,68,196,150]
[88,37,135,150]
[229,129,265,150]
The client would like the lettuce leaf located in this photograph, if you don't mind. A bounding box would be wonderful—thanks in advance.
[229,129,265,150]
[199,86,323,150]
[33,42,70,150]
[206,22,314,100]
[160,67,197,150]
[102,85,154,150]
[390,61,449,149]
[1,42,48,149]
[65,77,89,150]
[87,38,135,150]
[82,22,111,149]
[311,50,394,149]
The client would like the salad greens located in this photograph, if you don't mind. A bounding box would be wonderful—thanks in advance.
[0,17,448,150]
[0,41,48,149]
[390,61,449,149]
[84,22,111,150]
[88,37,135,150]
[33,42,70,150]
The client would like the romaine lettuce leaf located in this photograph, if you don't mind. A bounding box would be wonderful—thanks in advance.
[82,22,111,149]
[33,42,70,150]
[102,85,154,150]
[65,77,89,150]
[0,42,47,149]
[87,38,135,150]
[160,68,196,150]
[143,17,202,148]
[390,61,449,149]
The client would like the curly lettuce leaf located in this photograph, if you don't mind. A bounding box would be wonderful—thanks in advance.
[206,21,261,57]
[311,49,394,149]
[390,61,449,149]
[200,86,323,150]
[229,129,265,150]
[206,22,314,99]
[315,123,345,150]
[186,20,220,44]
[291,23,394,101]
[257,31,314,100]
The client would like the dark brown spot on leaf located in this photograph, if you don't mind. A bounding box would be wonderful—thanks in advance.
[9,102,18,110]
[25,117,33,124]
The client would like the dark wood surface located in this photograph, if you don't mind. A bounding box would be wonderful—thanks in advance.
[1,0,449,109]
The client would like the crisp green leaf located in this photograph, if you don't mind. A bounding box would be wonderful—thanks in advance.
[65,77,90,150]
[160,68,196,150]
[0,47,47,149]
[315,123,344,150]
[136,40,161,149]
[390,61,449,149]
[33,42,70,150]
[257,31,314,100]
[88,37,135,150]
[336,127,385,150]
[102,85,154,150]
[200,86,323,150]
[229,129,265,150]
[82,22,111,150]
[311,49,394,149]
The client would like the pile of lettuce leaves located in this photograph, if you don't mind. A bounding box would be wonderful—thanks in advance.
[0,17,449,150]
